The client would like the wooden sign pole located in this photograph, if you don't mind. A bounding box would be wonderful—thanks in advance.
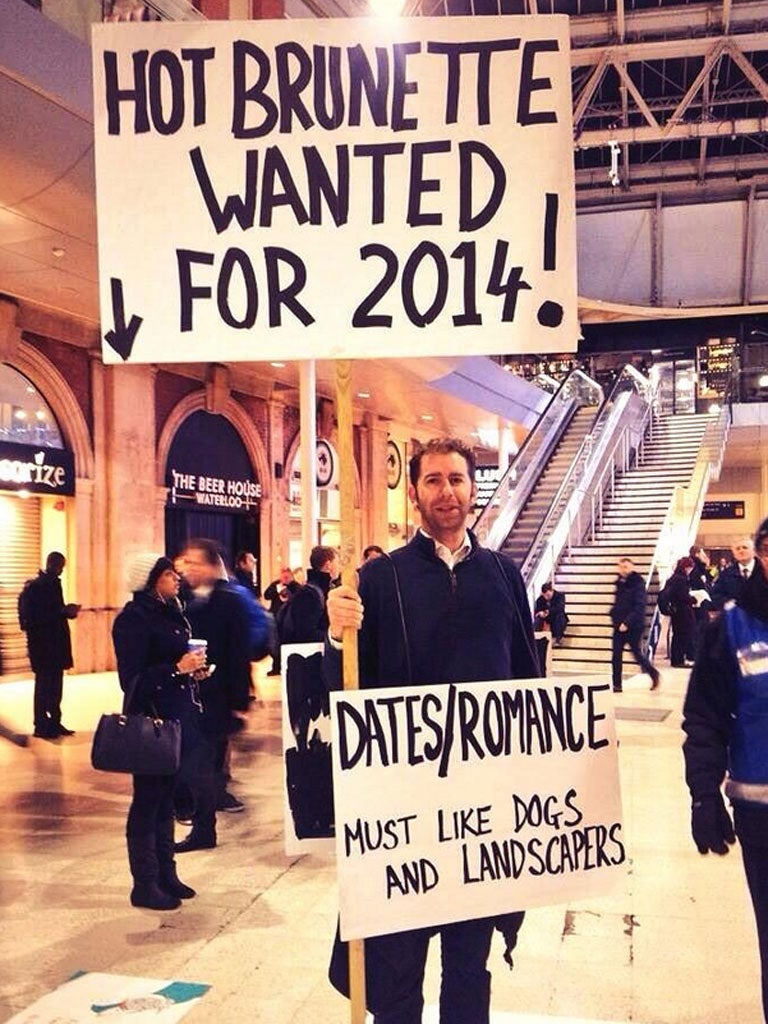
[335,358,367,1024]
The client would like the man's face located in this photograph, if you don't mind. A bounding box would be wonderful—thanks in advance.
[324,555,340,579]
[409,451,476,544]
[241,553,256,572]
[617,559,633,578]
[183,547,217,589]
[279,568,293,585]
[732,538,754,566]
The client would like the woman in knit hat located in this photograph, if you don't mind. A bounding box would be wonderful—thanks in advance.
[683,517,768,1020]
[112,553,207,910]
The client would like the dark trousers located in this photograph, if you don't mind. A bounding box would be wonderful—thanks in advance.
[178,733,218,842]
[330,918,495,1024]
[535,636,549,677]
[670,627,695,667]
[734,801,768,1023]
[33,668,64,729]
[126,773,176,885]
[611,627,655,689]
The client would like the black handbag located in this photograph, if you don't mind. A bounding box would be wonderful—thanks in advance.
[91,676,181,776]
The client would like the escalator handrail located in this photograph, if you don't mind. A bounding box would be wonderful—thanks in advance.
[472,369,603,550]
[520,365,657,590]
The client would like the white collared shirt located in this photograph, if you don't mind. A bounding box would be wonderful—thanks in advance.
[740,560,755,578]
[419,528,471,571]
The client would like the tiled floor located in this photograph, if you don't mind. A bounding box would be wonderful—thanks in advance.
[0,659,763,1024]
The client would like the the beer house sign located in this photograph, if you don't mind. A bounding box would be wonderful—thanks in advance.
[165,410,261,512]
[168,468,261,511]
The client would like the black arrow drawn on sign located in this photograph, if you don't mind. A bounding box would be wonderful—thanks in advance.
[104,278,143,361]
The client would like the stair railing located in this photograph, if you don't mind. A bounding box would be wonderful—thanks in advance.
[645,378,734,657]
[472,370,602,552]
[521,367,658,607]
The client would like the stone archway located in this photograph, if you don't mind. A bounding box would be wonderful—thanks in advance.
[156,391,270,497]
[12,342,94,479]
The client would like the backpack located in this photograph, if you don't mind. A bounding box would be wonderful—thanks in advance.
[657,582,673,616]
[17,578,35,632]
[227,580,273,661]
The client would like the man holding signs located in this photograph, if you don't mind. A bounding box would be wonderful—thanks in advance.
[325,437,540,1023]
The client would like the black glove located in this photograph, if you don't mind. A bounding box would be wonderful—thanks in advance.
[691,794,736,855]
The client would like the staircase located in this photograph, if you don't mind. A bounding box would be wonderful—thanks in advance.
[550,413,710,676]
[502,407,595,564]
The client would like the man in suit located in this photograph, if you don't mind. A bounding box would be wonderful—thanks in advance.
[711,535,756,610]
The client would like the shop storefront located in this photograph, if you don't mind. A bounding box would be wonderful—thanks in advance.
[164,410,262,587]
[0,366,75,676]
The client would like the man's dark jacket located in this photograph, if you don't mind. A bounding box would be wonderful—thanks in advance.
[186,580,256,735]
[327,531,540,689]
[610,571,647,633]
[711,561,750,610]
[280,568,333,644]
[24,571,73,673]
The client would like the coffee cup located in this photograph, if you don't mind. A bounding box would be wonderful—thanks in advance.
[188,638,207,659]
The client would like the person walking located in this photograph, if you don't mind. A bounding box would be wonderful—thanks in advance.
[112,553,207,910]
[610,556,660,692]
[175,539,270,849]
[22,551,79,739]
[324,436,540,1024]
[682,517,768,1022]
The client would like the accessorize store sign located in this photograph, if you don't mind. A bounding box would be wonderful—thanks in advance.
[0,442,75,496]
[92,16,578,364]
[331,676,624,941]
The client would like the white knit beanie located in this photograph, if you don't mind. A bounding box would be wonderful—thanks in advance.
[126,552,168,594]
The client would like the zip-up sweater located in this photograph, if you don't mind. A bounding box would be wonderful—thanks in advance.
[327,529,540,690]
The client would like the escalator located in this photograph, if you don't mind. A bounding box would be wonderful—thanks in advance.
[473,370,604,557]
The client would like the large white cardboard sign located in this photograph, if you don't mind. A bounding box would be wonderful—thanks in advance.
[92,17,578,364]
[331,676,624,941]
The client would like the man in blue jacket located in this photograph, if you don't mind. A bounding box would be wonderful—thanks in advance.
[610,556,660,693]
[325,436,540,1024]
[682,517,768,1022]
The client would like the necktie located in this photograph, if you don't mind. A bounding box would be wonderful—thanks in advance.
[743,567,750,579]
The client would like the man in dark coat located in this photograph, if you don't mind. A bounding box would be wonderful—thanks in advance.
[534,582,569,645]
[682,517,768,1021]
[263,567,301,675]
[711,535,756,610]
[324,437,539,1024]
[174,538,270,850]
[278,545,339,645]
[610,556,660,692]
[23,551,79,738]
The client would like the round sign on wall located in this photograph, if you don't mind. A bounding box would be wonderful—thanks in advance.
[387,440,403,490]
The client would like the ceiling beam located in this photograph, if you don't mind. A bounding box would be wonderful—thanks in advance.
[576,114,768,147]
[725,41,768,105]
[664,40,728,137]
[573,50,611,124]
[567,0,765,47]
[571,32,768,67]
[613,60,660,130]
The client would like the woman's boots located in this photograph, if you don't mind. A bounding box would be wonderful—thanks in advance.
[128,824,194,909]
[156,817,196,899]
